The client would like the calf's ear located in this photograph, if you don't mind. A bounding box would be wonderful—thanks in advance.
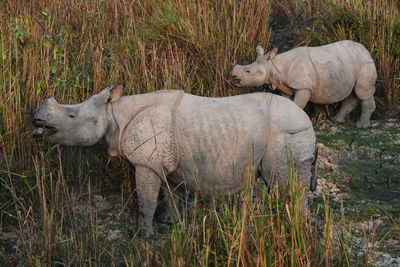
[99,83,124,104]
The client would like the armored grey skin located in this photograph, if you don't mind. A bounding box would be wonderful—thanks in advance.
[228,40,377,128]
[33,84,317,237]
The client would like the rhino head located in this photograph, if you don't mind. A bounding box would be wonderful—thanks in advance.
[33,84,123,146]
[228,45,278,87]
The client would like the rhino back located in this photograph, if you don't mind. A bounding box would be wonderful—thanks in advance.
[308,40,374,103]
[280,40,374,104]
[175,93,271,193]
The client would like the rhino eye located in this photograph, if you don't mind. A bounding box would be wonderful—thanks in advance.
[69,115,75,118]
[246,70,250,73]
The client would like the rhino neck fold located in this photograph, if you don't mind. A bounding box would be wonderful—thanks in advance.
[105,91,185,173]
[111,101,152,158]
[266,60,282,88]
[105,102,123,157]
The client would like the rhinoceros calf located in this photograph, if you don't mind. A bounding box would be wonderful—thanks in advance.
[33,84,317,237]
[228,40,377,128]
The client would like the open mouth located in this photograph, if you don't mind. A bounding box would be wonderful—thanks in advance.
[230,79,241,85]
[227,75,241,86]
[33,119,58,138]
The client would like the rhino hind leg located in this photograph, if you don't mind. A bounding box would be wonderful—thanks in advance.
[260,130,316,208]
[354,64,377,128]
[356,97,375,128]
[332,94,358,123]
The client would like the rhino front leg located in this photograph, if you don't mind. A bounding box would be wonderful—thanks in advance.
[135,166,161,237]
[332,94,358,123]
[356,97,375,128]
[293,89,312,109]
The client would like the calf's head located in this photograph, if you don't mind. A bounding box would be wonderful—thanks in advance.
[33,84,123,146]
[228,45,278,87]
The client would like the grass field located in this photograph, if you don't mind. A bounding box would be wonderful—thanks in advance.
[1,0,399,265]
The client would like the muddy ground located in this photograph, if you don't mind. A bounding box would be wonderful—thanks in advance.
[311,118,400,266]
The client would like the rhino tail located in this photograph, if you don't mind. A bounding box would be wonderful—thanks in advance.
[310,141,318,192]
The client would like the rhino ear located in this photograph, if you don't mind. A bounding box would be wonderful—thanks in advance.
[256,45,265,59]
[265,47,278,60]
[99,83,124,104]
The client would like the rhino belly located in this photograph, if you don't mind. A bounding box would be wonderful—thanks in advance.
[309,83,354,104]
[308,44,359,104]
[175,101,269,194]
[176,140,265,194]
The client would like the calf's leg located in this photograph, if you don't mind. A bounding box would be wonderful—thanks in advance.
[356,97,375,128]
[332,94,358,123]
[354,63,376,128]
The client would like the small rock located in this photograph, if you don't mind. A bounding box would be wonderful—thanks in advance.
[385,122,395,127]
[386,239,399,247]
[357,219,384,233]
[0,232,18,241]
[374,219,384,229]
[337,139,347,146]
[371,121,380,127]
[394,140,400,146]
[94,200,112,212]
[330,126,339,134]
[105,229,123,242]
[93,195,104,202]
[381,153,393,160]
[323,162,334,171]
[370,128,382,135]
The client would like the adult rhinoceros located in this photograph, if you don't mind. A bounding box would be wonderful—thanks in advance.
[33,84,317,237]
[228,40,377,128]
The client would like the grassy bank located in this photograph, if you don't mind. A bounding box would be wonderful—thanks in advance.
[1,0,399,265]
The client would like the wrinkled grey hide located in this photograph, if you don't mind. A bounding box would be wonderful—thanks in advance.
[228,40,377,128]
[33,84,317,237]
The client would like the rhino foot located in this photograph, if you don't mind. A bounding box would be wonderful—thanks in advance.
[355,119,370,128]
[331,115,345,123]
[157,208,178,224]
[127,225,154,239]
[332,95,359,124]
[136,220,155,238]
